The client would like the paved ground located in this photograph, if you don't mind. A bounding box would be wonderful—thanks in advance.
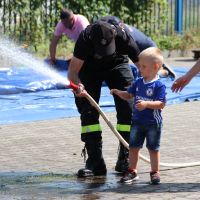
[165,56,197,68]
[0,57,199,199]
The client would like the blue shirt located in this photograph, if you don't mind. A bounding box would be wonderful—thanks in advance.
[124,25,156,52]
[128,77,166,125]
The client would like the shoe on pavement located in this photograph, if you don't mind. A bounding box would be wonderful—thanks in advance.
[120,171,139,184]
[150,171,160,185]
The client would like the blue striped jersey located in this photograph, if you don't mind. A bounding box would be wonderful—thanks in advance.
[128,76,166,124]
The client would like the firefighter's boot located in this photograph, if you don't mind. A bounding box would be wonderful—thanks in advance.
[115,134,129,173]
[77,139,107,178]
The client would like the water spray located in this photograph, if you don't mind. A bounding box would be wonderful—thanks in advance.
[0,38,69,86]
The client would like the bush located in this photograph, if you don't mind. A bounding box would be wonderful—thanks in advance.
[152,28,200,56]
[152,34,182,51]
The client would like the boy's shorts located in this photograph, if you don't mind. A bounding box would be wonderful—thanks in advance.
[129,123,162,151]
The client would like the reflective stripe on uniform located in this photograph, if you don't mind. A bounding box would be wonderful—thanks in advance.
[116,124,131,132]
[81,124,102,134]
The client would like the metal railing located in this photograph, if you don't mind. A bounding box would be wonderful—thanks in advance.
[145,0,200,35]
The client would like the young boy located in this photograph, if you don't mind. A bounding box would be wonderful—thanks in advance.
[110,47,166,184]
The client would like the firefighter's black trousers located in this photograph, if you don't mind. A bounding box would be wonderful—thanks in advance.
[75,61,134,142]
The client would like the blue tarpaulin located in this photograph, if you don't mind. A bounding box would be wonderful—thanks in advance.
[0,63,199,124]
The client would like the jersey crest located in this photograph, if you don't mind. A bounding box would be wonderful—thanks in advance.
[146,88,153,97]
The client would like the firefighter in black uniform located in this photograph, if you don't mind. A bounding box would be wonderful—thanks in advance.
[68,21,140,177]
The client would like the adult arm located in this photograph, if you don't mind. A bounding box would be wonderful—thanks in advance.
[49,35,61,63]
[67,56,84,85]
[124,28,140,64]
[171,58,200,92]
[67,56,87,97]
[127,37,140,64]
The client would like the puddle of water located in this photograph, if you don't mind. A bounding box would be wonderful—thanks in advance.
[0,172,120,199]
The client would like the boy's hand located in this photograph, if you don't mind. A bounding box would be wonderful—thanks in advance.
[135,100,147,111]
[110,89,119,95]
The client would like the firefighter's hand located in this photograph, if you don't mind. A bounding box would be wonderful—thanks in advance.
[73,83,87,97]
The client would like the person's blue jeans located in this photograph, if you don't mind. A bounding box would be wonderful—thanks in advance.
[129,123,162,151]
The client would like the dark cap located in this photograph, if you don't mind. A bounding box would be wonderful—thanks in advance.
[90,21,116,57]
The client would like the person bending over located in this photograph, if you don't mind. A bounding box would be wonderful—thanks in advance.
[68,21,140,177]
[49,8,89,64]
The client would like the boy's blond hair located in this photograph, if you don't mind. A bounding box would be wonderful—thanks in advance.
[139,47,164,69]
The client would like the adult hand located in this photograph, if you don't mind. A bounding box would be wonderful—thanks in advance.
[47,58,56,66]
[171,75,191,92]
[73,83,87,97]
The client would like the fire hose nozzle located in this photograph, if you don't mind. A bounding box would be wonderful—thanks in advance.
[69,81,79,91]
